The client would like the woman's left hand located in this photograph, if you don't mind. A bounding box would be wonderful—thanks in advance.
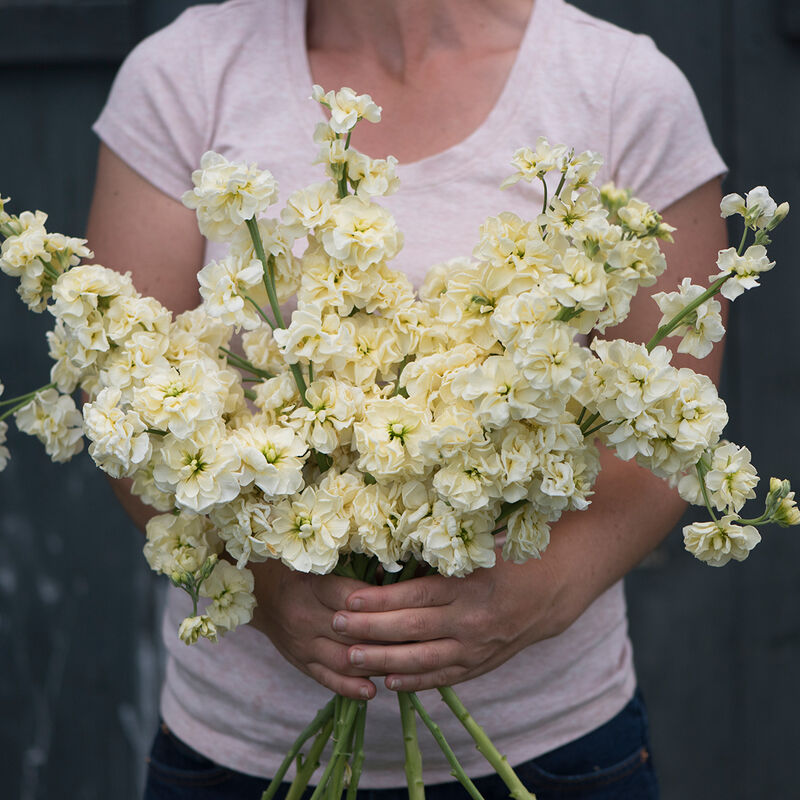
[331,554,571,692]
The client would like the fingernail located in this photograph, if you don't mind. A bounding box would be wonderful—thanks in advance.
[388,678,401,690]
[332,614,347,632]
[360,686,371,700]
[350,649,364,666]
[348,597,363,611]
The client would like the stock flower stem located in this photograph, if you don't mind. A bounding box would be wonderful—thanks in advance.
[244,218,309,408]
[438,687,536,800]
[737,227,749,254]
[243,294,276,329]
[345,702,368,800]
[261,697,337,800]
[308,699,359,800]
[218,347,273,379]
[285,716,335,800]
[581,420,610,437]
[695,462,719,523]
[580,412,601,436]
[0,382,56,407]
[408,692,486,800]
[399,692,426,800]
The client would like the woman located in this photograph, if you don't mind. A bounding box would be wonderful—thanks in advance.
[87,0,728,796]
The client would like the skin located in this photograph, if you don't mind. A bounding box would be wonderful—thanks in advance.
[86,0,728,701]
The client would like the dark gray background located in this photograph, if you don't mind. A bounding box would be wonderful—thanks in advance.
[1,1,798,797]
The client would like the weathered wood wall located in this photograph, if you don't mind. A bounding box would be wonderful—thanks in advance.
[1,1,798,797]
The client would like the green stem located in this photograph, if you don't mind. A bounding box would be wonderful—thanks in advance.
[408,693,486,800]
[399,692,426,800]
[246,218,285,325]
[0,382,56,407]
[552,171,567,201]
[218,347,273,378]
[580,411,601,436]
[344,702,368,800]
[581,420,610,437]
[539,175,548,215]
[43,261,61,281]
[330,699,358,800]
[695,462,719,523]
[261,697,337,800]
[243,292,277,330]
[645,273,730,352]
[308,698,359,800]
[438,686,536,800]
[737,227,749,255]
[284,716,335,800]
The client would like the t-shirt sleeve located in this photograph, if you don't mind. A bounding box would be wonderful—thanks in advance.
[608,35,727,211]
[93,9,210,200]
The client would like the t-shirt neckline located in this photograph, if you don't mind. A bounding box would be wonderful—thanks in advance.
[284,0,555,191]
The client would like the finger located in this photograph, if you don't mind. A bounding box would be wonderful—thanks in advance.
[383,666,467,693]
[305,662,377,701]
[312,574,371,611]
[310,636,378,678]
[345,575,456,613]
[332,607,451,642]
[347,639,463,676]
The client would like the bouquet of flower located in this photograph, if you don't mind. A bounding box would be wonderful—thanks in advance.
[0,85,796,800]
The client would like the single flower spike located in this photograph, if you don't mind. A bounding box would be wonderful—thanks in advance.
[311,85,382,134]
[766,477,800,527]
[720,186,789,231]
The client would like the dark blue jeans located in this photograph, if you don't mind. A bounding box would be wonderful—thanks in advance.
[144,690,658,800]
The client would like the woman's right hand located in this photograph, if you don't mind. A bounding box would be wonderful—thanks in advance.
[249,559,378,700]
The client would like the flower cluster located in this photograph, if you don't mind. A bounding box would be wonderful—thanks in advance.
[0,87,795,645]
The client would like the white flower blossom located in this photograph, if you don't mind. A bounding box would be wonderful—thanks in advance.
[83,387,152,478]
[143,510,222,577]
[312,85,381,133]
[182,151,278,241]
[712,245,774,300]
[14,388,83,462]
[199,560,256,632]
[652,278,724,359]
[320,196,403,268]
[683,515,761,567]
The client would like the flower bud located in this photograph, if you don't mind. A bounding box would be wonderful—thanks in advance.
[773,495,800,527]
[178,614,218,645]
[766,201,790,230]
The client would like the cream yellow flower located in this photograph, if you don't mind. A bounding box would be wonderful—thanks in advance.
[178,615,218,645]
[83,386,152,478]
[683,515,760,567]
[320,196,403,269]
[143,510,222,577]
[14,388,83,463]
[199,560,256,631]
[182,151,278,241]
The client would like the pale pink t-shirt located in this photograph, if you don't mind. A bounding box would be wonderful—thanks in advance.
[94,0,726,786]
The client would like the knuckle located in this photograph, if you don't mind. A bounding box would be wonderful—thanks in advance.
[407,612,427,639]
[420,645,441,671]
